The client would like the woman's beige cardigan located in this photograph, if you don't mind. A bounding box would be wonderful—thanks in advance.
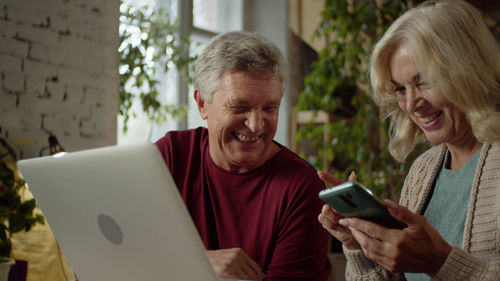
[342,142,500,281]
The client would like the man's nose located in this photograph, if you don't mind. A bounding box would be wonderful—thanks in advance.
[245,111,264,133]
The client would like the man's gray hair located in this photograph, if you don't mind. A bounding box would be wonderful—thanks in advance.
[194,31,287,102]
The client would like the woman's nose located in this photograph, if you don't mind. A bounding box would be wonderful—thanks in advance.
[404,87,420,113]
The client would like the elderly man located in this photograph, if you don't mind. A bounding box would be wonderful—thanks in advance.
[156,31,331,281]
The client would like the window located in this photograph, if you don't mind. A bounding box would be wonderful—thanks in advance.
[193,0,243,33]
[186,0,243,129]
[118,0,243,144]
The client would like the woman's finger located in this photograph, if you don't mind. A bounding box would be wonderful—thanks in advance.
[348,171,357,182]
[384,199,419,226]
[317,171,343,186]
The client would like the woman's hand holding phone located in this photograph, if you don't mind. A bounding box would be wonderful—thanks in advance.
[317,171,361,250]
[340,200,451,275]
[317,171,451,275]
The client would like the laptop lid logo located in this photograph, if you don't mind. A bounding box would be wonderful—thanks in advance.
[97,214,124,245]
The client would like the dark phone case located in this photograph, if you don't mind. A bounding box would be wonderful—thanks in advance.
[319,182,406,229]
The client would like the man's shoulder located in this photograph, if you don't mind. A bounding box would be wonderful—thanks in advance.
[265,145,326,209]
[275,144,317,171]
[156,127,207,146]
[155,127,208,159]
[270,145,322,186]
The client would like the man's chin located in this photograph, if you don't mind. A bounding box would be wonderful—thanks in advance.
[233,155,259,166]
[229,155,262,171]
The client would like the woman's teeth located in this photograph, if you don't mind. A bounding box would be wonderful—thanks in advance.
[419,112,441,124]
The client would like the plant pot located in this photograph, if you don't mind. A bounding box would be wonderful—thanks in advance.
[0,258,15,281]
[8,260,27,281]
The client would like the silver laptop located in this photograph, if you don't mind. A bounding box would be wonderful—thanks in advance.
[17,143,226,281]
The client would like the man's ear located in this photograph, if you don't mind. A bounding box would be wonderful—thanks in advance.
[194,89,208,120]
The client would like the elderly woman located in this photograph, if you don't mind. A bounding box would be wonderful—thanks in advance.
[318,0,500,280]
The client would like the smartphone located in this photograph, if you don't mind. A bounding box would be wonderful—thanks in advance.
[319,181,406,229]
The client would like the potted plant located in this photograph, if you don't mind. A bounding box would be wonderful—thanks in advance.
[0,138,44,277]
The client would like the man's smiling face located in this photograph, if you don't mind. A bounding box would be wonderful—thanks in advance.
[196,71,282,173]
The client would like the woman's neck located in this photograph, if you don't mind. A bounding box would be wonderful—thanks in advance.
[446,139,482,170]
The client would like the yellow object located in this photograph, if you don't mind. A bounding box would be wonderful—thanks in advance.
[10,185,76,281]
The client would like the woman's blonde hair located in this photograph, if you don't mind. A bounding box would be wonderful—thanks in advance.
[369,0,500,161]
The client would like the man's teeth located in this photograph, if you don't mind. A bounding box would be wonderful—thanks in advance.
[235,133,259,143]
[419,112,440,124]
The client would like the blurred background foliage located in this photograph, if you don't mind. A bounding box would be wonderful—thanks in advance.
[296,0,499,199]
[119,2,196,133]
[0,138,45,257]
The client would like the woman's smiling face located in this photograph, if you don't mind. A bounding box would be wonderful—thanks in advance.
[389,43,473,147]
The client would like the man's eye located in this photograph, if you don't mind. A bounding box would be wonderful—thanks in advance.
[264,106,278,113]
[231,106,248,113]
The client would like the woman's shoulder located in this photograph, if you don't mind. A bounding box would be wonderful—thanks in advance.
[400,145,446,211]
[481,142,500,174]
[411,144,446,168]
[487,142,500,156]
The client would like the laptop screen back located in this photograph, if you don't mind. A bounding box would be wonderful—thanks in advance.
[18,143,219,281]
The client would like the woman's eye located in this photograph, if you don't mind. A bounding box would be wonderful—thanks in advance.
[393,87,405,95]
[417,82,429,89]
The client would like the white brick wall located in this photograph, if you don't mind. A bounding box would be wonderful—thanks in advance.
[0,0,119,158]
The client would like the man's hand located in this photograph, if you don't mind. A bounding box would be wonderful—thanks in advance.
[206,248,265,281]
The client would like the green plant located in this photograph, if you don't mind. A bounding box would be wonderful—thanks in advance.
[297,0,499,199]
[296,0,425,199]
[0,138,44,257]
[119,2,196,132]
